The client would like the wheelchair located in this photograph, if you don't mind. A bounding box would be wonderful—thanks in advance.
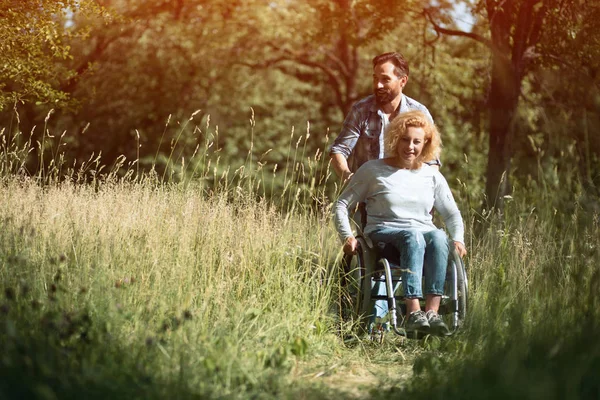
[340,231,468,339]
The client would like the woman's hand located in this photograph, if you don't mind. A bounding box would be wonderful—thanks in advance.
[343,236,358,255]
[454,241,467,258]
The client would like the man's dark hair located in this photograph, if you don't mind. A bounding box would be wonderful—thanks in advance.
[372,52,409,77]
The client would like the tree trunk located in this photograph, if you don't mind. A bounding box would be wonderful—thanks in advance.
[484,53,520,211]
[483,0,527,211]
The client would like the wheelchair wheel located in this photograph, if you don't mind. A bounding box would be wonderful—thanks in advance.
[455,252,468,323]
[446,249,468,332]
[338,237,373,332]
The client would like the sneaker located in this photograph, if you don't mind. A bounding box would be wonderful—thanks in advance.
[426,310,450,336]
[405,310,430,333]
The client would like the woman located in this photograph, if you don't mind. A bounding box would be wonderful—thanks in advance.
[333,110,467,335]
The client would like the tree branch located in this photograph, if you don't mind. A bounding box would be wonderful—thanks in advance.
[424,8,493,50]
[511,0,536,69]
[513,1,548,80]
[325,52,351,80]
[233,50,347,115]
[527,1,549,48]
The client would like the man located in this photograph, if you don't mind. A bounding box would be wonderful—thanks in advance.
[329,52,436,181]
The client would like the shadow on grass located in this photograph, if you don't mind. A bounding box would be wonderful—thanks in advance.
[0,286,356,400]
[369,304,600,400]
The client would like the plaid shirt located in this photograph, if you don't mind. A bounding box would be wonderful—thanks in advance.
[329,94,434,173]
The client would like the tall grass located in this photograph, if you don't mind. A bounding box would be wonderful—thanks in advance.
[1,112,599,399]
[0,112,353,399]
[380,181,600,399]
[0,176,345,398]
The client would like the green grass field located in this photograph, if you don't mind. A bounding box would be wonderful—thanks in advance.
[1,127,600,399]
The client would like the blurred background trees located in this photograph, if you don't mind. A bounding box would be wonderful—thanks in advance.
[0,0,598,210]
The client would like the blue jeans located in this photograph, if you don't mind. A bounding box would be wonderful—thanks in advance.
[367,228,449,321]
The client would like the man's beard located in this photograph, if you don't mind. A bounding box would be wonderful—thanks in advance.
[375,89,394,105]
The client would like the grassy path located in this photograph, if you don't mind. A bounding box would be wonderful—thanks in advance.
[301,359,412,398]
[293,337,417,399]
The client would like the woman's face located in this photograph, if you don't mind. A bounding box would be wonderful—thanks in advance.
[396,126,427,167]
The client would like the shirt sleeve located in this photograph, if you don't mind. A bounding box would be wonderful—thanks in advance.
[329,105,362,158]
[332,165,371,241]
[422,107,434,125]
[432,171,465,244]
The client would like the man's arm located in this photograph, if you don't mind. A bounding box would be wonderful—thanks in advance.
[329,103,363,180]
[330,153,353,181]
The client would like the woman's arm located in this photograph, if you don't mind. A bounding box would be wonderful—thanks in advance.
[333,195,357,244]
[333,166,371,253]
[432,172,467,257]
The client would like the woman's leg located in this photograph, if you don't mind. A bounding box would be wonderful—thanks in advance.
[421,230,452,335]
[424,295,442,313]
[369,228,426,315]
[422,229,449,313]
[405,298,420,315]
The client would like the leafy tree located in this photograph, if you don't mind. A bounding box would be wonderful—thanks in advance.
[425,0,571,210]
[517,0,600,208]
[232,0,418,120]
[0,0,105,110]
[47,0,251,169]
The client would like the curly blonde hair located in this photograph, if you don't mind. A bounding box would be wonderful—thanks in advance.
[384,110,441,166]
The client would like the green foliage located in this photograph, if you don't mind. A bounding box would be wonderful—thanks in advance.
[0,0,107,110]
[517,0,600,195]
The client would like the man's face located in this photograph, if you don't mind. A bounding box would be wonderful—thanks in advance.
[373,61,407,105]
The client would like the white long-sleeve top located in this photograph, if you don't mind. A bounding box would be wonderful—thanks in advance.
[333,159,465,244]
